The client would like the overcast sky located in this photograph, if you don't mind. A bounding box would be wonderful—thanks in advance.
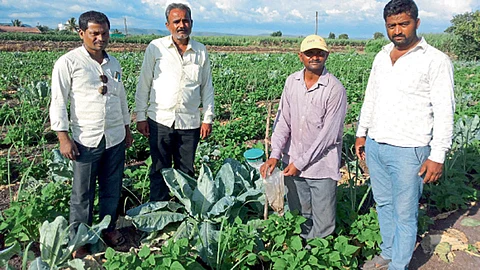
[1,0,479,38]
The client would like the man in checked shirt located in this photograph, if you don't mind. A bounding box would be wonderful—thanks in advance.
[260,35,347,240]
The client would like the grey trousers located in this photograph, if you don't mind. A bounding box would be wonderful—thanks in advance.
[70,137,125,239]
[284,176,337,239]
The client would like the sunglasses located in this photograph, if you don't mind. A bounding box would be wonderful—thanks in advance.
[99,75,108,95]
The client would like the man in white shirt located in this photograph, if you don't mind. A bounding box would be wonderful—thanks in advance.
[49,11,133,258]
[355,0,455,269]
[135,3,214,202]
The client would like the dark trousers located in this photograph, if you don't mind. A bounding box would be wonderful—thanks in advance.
[148,118,200,201]
[70,137,125,239]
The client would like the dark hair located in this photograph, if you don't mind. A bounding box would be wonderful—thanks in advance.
[383,0,418,21]
[79,10,110,31]
[165,3,192,22]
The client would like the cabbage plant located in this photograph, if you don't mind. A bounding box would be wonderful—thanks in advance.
[126,158,264,267]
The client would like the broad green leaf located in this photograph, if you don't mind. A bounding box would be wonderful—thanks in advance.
[172,220,194,241]
[343,244,360,256]
[68,215,110,258]
[0,242,21,265]
[67,258,85,270]
[225,158,250,182]
[138,245,151,258]
[28,257,50,270]
[193,164,216,217]
[196,221,219,267]
[39,216,69,266]
[126,201,182,216]
[163,168,195,214]
[131,211,186,233]
[207,196,234,217]
[215,162,235,197]
[170,261,186,270]
[273,258,287,269]
[236,189,263,202]
[290,236,303,251]
[329,251,341,262]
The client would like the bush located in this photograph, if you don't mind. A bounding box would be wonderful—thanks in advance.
[338,33,349,39]
[373,32,384,39]
[271,30,282,37]
[445,10,480,60]
[365,39,389,53]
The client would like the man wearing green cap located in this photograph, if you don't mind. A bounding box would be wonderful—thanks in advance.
[260,35,347,239]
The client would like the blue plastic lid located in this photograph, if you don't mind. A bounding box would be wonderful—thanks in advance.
[243,148,264,161]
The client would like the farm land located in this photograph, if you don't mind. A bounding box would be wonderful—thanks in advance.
[0,34,479,269]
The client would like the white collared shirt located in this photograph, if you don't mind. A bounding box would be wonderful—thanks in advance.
[134,35,215,129]
[49,46,130,149]
[356,38,455,163]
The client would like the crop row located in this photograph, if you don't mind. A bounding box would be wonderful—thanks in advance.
[0,49,479,268]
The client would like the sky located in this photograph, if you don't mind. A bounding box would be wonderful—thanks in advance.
[1,0,479,38]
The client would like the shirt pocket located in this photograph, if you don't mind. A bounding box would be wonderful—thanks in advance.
[183,64,201,84]
[307,99,326,129]
[104,70,121,97]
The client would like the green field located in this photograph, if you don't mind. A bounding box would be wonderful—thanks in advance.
[0,46,479,268]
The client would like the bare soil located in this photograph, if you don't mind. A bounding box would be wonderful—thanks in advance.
[0,40,364,54]
[0,40,478,269]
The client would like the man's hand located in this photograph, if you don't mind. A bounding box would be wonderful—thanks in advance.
[283,163,300,176]
[419,159,443,183]
[137,121,149,137]
[57,131,79,160]
[260,158,279,179]
[200,123,212,139]
[125,126,133,148]
[355,137,366,160]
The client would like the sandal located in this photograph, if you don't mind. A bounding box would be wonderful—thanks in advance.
[72,245,89,259]
[362,255,391,269]
[102,230,126,247]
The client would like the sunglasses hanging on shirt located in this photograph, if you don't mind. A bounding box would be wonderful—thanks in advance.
[99,74,108,95]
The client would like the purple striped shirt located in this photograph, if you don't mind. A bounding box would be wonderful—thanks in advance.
[270,68,347,180]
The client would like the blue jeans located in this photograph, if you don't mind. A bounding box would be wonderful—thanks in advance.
[365,137,430,270]
[70,137,125,240]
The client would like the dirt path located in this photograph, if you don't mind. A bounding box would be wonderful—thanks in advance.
[410,202,480,269]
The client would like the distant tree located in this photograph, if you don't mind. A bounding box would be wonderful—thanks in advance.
[338,33,349,39]
[328,32,335,39]
[66,17,78,33]
[271,30,282,37]
[11,19,23,27]
[373,32,385,39]
[112,29,122,34]
[445,10,480,60]
[37,25,50,33]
